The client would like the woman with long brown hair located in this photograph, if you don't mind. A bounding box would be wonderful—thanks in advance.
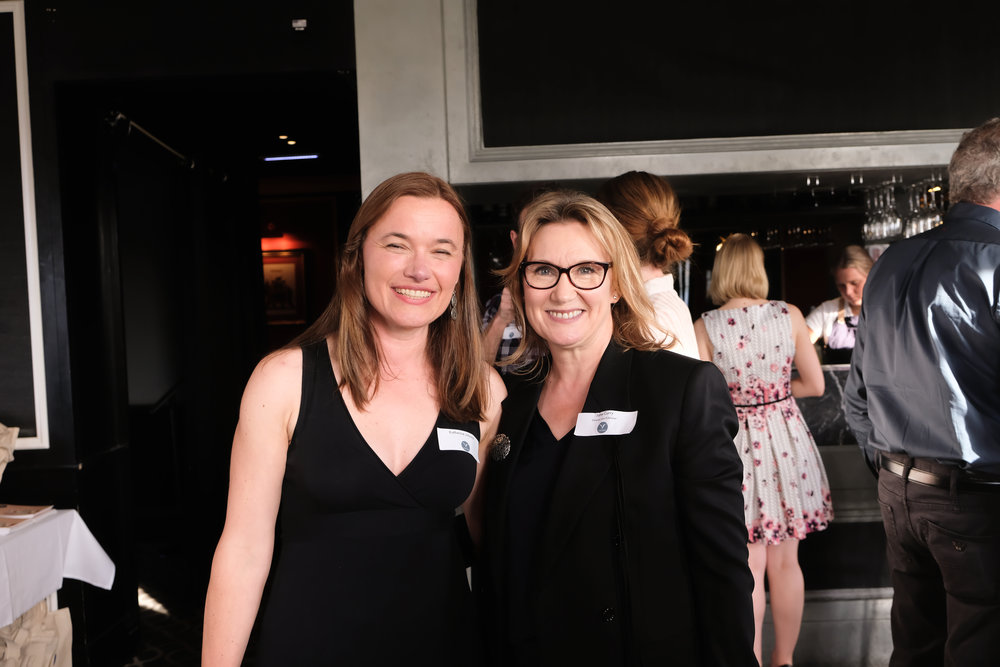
[203,172,504,666]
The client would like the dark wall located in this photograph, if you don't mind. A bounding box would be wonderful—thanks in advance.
[2,2,357,664]
[12,0,356,486]
[6,0,348,477]
[478,1,1000,146]
[116,149,186,407]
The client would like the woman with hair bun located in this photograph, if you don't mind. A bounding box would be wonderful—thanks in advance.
[598,170,699,358]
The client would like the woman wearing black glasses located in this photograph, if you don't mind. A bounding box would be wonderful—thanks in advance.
[477,191,756,666]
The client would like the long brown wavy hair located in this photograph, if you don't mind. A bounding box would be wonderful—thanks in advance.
[497,190,665,372]
[293,172,487,422]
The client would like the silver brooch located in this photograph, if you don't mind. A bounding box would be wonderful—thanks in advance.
[490,433,511,462]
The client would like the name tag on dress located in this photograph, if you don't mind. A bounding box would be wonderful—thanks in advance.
[573,410,638,437]
[437,428,479,462]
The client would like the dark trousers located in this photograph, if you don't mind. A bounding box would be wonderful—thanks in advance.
[877,459,1000,666]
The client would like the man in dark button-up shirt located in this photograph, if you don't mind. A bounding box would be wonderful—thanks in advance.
[845,117,1000,666]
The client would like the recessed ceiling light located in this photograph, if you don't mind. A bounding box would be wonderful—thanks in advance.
[278,135,288,140]
[287,140,296,145]
[263,154,319,162]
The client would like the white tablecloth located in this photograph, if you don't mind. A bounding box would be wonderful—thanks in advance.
[0,509,116,626]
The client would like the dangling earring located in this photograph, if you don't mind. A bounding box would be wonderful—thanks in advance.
[450,291,458,320]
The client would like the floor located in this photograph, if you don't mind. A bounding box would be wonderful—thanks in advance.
[119,537,261,667]
[121,589,201,666]
[119,540,208,667]
[116,526,891,667]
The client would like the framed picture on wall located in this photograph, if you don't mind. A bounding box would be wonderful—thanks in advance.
[2,3,49,450]
[262,250,307,324]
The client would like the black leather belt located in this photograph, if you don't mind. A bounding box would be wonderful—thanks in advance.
[880,456,1000,493]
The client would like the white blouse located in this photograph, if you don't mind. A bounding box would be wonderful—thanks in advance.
[645,273,699,359]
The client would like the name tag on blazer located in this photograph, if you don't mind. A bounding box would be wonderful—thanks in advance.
[574,410,638,437]
[437,428,479,462]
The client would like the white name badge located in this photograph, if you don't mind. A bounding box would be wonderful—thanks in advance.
[437,428,479,462]
[574,410,638,437]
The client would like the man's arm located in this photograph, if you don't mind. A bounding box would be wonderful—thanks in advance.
[482,287,514,366]
[843,305,878,476]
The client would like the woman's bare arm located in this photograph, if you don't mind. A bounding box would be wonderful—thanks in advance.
[462,365,506,548]
[789,305,825,397]
[202,348,301,667]
[693,317,714,362]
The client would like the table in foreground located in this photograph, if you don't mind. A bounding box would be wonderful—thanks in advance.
[0,509,115,627]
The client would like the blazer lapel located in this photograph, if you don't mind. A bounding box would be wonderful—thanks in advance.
[535,343,634,583]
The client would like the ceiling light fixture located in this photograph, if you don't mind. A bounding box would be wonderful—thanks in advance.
[263,154,319,162]
[278,135,288,140]
[287,140,296,145]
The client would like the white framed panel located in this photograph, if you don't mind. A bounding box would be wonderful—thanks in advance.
[442,0,960,186]
[1,0,49,450]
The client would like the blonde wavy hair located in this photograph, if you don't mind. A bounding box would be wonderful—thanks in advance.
[707,233,769,305]
[834,244,874,277]
[498,190,667,372]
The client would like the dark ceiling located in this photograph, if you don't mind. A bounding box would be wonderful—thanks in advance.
[73,71,361,182]
[31,0,360,184]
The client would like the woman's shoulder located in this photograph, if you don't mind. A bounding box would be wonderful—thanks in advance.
[238,347,305,429]
[627,348,725,403]
[245,347,304,400]
[256,346,304,378]
[765,299,796,314]
[770,300,805,318]
[630,346,704,375]
[806,297,839,315]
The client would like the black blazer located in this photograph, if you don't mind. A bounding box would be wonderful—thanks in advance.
[478,342,756,666]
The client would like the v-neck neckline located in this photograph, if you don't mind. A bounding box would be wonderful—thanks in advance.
[322,345,440,479]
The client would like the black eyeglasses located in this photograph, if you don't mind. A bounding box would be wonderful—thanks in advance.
[520,261,612,290]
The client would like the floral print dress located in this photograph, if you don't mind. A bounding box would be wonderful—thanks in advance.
[701,301,833,544]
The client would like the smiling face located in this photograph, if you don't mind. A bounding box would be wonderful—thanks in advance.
[834,266,867,312]
[522,220,617,355]
[361,195,464,337]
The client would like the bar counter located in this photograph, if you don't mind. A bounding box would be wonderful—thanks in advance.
[766,364,892,665]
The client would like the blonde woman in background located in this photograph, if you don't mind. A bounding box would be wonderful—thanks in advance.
[693,233,833,667]
[805,245,874,364]
[597,170,699,358]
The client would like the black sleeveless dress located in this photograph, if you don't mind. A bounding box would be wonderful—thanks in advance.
[256,341,482,665]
